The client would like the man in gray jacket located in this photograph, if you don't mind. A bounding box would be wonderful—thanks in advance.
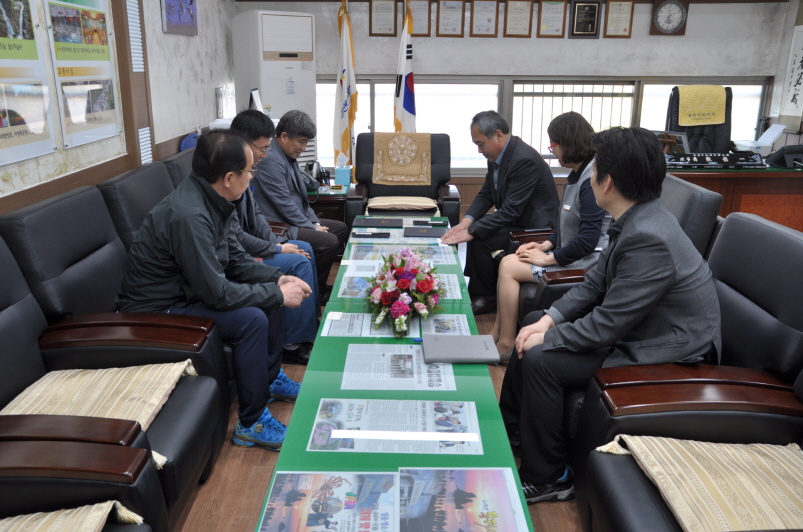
[118,130,311,451]
[499,127,721,504]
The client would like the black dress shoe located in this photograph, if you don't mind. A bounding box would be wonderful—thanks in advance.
[319,285,333,305]
[282,342,312,365]
[471,296,497,315]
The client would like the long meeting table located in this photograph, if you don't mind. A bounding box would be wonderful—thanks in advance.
[255,216,535,532]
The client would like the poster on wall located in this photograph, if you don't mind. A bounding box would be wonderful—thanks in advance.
[779,26,803,131]
[45,0,120,148]
[0,0,56,166]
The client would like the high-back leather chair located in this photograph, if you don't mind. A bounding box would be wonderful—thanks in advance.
[97,162,175,250]
[161,148,194,188]
[574,213,803,531]
[0,235,220,532]
[666,85,733,153]
[347,132,460,227]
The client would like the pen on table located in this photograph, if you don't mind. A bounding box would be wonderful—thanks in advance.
[412,338,423,342]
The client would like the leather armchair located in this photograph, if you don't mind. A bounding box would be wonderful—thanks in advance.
[161,148,194,188]
[666,86,733,154]
[518,173,723,322]
[97,162,175,250]
[347,133,461,228]
[0,235,220,531]
[572,213,803,531]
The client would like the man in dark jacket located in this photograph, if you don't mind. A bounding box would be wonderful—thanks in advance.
[441,111,559,315]
[500,127,721,504]
[230,110,319,365]
[117,130,311,451]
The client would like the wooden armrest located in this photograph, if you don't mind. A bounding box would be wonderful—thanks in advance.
[268,222,289,237]
[39,324,208,352]
[596,364,793,391]
[0,415,140,446]
[45,313,213,333]
[602,382,803,418]
[0,440,149,484]
[510,229,553,243]
[438,184,461,201]
[347,183,366,199]
[544,269,588,285]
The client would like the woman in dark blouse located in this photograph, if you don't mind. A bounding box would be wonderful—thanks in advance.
[491,112,610,360]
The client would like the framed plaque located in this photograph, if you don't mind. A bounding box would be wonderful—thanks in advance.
[504,0,533,38]
[470,0,498,37]
[408,0,432,36]
[437,0,465,37]
[603,0,634,38]
[537,0,566,38]
[569,0,600,39]
[370,0,398,36]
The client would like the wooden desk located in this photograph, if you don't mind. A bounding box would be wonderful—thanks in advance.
[673,168,803,232]
[308,187,347,224]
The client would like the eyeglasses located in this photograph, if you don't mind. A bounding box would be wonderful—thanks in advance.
[547,142,559,153]
[244,167,257,176]
[250,143,269,154]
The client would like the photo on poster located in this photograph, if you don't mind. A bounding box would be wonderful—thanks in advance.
[257,472,397,532]
[49,4,82,43]
[60,78,115,129]
[398,468,530,532]
[80,9,108,46]
[0,83,51,163]
[49,3,110,61]
[0,0,35,40]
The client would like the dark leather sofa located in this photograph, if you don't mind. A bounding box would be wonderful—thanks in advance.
[346,132,461,228]
[571,213,803,531]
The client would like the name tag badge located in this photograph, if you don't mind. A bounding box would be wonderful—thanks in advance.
[563,204,571,211]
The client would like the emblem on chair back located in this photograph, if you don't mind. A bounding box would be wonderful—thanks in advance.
[372,132,432,186]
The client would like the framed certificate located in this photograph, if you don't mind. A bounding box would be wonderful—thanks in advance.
[408,0,432,36]
[470,0,498,37]
[537,0,566,38]
[569,0,600,39]
[504,0,533,38]
[604,0,634,38]
[370,0,397,36]
[437,0,465,37]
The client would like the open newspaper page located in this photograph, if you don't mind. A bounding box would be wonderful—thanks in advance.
[352,228,441,245]
[308,399,482,455]
[258,472,397,532]
[438,274,463,299]
[323,312,422,338]
[340,344,456,391]
[338,261,380,298]
[420,314,471,335]
[349,244,456,265]
[398,468,529,532]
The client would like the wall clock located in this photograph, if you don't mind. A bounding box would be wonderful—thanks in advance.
[650,0,688,36]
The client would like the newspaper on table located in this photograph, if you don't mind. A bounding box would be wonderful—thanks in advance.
[420,314,471,335]
[398,468,530,532]
[257,467,528,532]
[323,312,422,337]
[307,399,483,454]
[352,228,442,245]
[257,471,397,532]
[349,244,457,265]
[337,261,380,298]
[438,274,463,299]
[340,344,456,391]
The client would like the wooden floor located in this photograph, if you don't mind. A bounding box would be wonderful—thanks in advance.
[173,267,584,532]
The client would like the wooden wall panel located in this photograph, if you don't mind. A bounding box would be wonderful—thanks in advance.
[736,189,803,232]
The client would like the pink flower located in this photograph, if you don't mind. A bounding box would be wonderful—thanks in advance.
[390,300,410,319]
[427,293,439,308]
[414,302,427,313]
[370,287,382,303]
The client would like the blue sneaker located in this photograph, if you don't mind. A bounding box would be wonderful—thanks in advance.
[232,410,286,451]
[268,369,300,403]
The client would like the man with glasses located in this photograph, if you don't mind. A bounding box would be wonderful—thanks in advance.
[230,110,320,365]
[252,110,348,302]
[117,130,310,451]
[442,110,559,315]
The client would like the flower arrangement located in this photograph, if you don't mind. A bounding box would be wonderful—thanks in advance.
[366,247,444,338]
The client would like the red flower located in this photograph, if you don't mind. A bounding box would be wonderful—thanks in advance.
[394,267,405,276]
[410,268,419,274]
[380,291,394,305]
[390,289,401,299]
[417,278,433,293]
[397,279,411,290]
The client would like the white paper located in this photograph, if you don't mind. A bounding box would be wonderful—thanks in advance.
[349,244,457,265]
[341,344,456,391]
[337,261,381,298]
[439,273,464,299]
[605,1,632,36]
[308,398,483,454]
[323,312,423,337]
[420,314,471,335]
[781,26,803,118]
[539,0,566,36]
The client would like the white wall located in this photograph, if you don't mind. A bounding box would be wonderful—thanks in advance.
[238,2,786,78]
[143,0,236,143]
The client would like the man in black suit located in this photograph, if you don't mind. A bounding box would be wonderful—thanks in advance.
[441,111,559,314]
